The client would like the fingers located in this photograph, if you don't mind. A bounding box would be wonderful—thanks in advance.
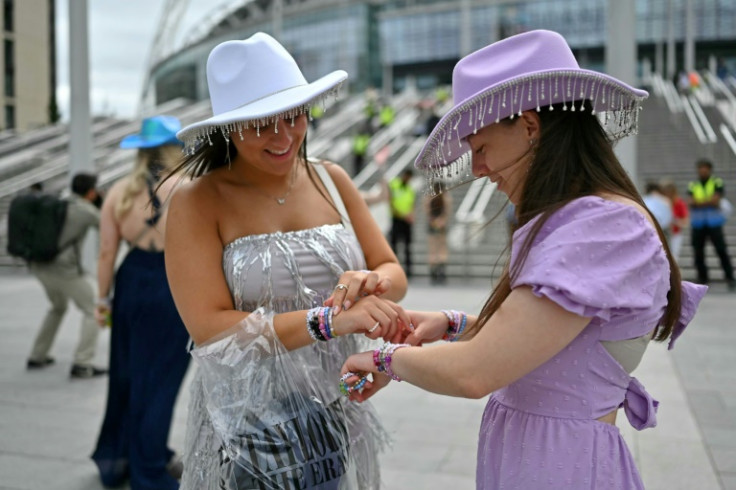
[343,272,379,311]
[348,373,391,403]
[94,306,108,327]
[402,331,423,346]
[340,351,374,379]
[374,277,391,297]
[331,283,349,314]
[362,297,402,340]
[374,299,412,342]
[325,270,386,314]
[332,296,412,340]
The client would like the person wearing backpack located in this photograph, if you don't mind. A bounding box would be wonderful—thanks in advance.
[25,172,107,378]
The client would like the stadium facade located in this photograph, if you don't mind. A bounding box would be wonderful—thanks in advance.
[148,0,736,107]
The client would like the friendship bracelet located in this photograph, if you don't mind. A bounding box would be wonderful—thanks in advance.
[441,309,468,342]
[339,372,368,396]
[306,306,339,342]
[373,342,409,381]
[306,307,323,341]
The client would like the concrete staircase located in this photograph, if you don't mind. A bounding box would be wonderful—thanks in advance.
[637,89,736,283]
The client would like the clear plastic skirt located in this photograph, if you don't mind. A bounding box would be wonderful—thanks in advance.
[181,309,388,490]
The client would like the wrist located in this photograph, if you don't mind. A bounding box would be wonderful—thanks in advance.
[441,309,468,341]
[97,297,111,308]
[373,342,409,381]
[306,307,339,341]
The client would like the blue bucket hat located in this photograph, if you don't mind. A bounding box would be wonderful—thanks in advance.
[120,115,182,149]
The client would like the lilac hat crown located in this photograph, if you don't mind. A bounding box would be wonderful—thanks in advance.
[414,30,648,176]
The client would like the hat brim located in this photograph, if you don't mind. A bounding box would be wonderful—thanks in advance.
[177,70,347,147]
[414,68,648,172]
[120,134,182,149]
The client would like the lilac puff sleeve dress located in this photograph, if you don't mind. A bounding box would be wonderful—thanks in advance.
[476,196,707,489]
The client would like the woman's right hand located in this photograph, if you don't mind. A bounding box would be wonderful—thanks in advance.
[331,296,411,342]
[94,304,110,327]
[400,310,449,346]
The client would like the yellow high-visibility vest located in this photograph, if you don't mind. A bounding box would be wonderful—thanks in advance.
[689,177,722,204]
[389,178,415,217]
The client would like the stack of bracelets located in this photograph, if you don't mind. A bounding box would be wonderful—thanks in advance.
[339,372,367,396]
[373,342,409,381]
[306,306,338,341]
[441,309,468,342]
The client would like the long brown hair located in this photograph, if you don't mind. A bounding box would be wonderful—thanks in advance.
[470,101,681,343]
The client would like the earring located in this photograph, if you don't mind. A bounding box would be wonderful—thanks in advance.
[529,138,536,146]
[226,139,232,171]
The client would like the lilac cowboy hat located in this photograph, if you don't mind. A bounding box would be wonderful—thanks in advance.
[414,30,649,175]
[177,32,347,152]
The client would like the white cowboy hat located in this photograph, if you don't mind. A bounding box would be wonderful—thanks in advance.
[177,32,347,151]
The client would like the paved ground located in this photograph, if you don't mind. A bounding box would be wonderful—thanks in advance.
[0,273,731,489]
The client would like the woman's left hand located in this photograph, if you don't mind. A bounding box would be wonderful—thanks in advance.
[324,270,391,314]
[340,351,390,402]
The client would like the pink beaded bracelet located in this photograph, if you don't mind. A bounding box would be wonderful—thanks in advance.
[373,342,409,381]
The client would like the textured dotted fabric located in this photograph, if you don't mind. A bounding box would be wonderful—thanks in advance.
[476,196,707,489]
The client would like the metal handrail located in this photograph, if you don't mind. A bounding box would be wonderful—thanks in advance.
[663,80,683,112]
[720,124,736,159]
[680,95,708,144]
[469,180,497,222]
[687,95,717,143]
[353,136,423,189]
[455,178,484,221]
[705,71,736,131]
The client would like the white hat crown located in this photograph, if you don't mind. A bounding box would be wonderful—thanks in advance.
[176,32,347,151]
[207,33,308,116]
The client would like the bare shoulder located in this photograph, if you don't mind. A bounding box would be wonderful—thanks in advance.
[169,173,220,217]
[320,160,352,185]
[318,160,359,195]
[104,177,128,202]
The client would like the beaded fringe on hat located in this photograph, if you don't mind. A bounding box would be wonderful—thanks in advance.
[178,83,344,153]
[416,71,647,191]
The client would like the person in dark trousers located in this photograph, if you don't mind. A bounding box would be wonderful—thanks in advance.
[389,169,416,277]
[425,182,451,284]
[688,158,735,290]
[92,116,191,489]
[26,173,107,378]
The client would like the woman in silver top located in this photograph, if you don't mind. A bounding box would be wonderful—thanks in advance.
[165,33,409,489]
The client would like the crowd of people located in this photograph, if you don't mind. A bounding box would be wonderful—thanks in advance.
[13,28,734,489]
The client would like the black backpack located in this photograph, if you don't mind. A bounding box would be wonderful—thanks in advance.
[6,193,69,262]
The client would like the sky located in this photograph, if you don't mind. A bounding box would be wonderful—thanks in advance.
[55,0,219,121]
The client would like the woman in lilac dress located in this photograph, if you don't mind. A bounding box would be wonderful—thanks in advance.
[341,30,707,489]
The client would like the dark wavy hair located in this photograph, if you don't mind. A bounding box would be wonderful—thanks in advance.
[163,120,342,217]
[469,101,682,343]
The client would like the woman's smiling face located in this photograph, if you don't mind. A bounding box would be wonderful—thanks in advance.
[231,114,308,176]
[466,111,539,204]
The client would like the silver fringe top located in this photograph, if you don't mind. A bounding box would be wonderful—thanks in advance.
[180,224,388,490]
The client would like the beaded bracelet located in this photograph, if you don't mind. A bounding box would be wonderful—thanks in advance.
[441,309,468,342]
[306,306,338,342]
[373,342,409,381]
[339,371,368,396]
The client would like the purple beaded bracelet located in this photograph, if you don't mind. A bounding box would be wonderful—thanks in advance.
[373,342,409,381]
